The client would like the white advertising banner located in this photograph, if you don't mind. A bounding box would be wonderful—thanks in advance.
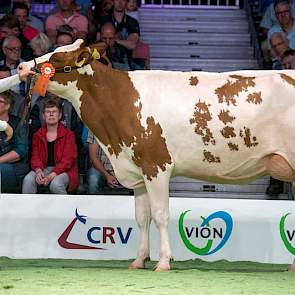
[0,194,295,264]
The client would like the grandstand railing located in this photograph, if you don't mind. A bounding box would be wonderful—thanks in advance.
[141,0,240,8]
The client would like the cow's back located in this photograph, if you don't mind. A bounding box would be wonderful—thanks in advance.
[128,69,295,184]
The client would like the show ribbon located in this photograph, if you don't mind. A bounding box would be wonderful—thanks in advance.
[33,63,55,97]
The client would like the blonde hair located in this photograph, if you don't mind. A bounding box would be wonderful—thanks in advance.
[30,32,52,55]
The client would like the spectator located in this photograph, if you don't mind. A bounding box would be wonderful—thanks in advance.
[0,36,26,97]
[12,2,39,42]
[88,0,113,41]
[281,47,295,68]
[267,0,295,49]
[22,97,79,194]
[0,66,24,118]
[46,0,88,42]
[0,15,33,60]
[12,0,44,32]
[99,22,130,70]
[30,32,51,57]
[126,0,139,21]
[260,0,295,33]
[55,31,74,47]
[100,0,140,51]
[269,31,290,68]
[0,90,29,193]
[87,130,119,194]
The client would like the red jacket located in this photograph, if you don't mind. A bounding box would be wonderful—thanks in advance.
[31,123,79,192]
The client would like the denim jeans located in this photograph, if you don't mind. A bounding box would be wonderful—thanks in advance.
[87,167,106,194]
[0,163,18,193]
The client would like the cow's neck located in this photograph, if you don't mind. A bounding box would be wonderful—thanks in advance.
[75,62,143,157]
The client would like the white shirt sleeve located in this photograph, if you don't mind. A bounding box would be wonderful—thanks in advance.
[0,74,21,93]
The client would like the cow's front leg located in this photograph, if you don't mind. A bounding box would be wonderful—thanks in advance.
[144,172,172,271]
[129,186,151,269]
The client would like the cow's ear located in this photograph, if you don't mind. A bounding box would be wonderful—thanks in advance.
[88,42,107,58]
[75,49,91,67]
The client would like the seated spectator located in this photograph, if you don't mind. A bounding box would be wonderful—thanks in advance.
[0,90,29,193]
[0,36,25,96]
[269,31,290,68]
[0,67,24,117]
[260,0,295,34]
[0,15,33,60]
[88,0,113,40]
[12,2,39,42]
[99,22,130,70]
[55,25,75,48]
[126,0,139,21]
[12,0,44,32]
[22,97,79,194]
[281,47,295,68]
[87,130,119,194]
[30,32,51,57]
[46,0,88,42]
[100,0,140,51]
[267,0,295,49]
[55,31,74,47]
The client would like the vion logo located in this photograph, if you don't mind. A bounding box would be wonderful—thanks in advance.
[58,209,132,250]
[280,213,295,255]
[178,210,233,256]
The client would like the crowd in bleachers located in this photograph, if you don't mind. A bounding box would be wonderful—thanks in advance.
[0,0,149,195]
[255,0,294,198]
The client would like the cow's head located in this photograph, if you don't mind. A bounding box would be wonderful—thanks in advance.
[44,42,107,76]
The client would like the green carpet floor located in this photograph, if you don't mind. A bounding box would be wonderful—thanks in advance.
[0,258,294,295]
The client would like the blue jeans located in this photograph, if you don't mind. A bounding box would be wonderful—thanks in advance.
[87,167,106,194]
[0,163,18,193]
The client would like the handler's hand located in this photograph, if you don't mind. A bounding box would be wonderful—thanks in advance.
[17,64,35,81]
[106,174,119,188]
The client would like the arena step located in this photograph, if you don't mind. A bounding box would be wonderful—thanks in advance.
[140,21,249,33]
[141,32,251,46]
[150,58,258,71]
[150,44,254,59]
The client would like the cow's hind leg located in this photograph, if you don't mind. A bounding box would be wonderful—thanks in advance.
[144,172,172,271]
[129,186,151,269]
[266,154,295,271]
[266,154,295,193]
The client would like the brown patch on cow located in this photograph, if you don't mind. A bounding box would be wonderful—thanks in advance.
[203,150,221,163]
[280,73,295,86]
[50,60,172,181]
[132,117,172,181]
[246,92,262,104]
[240,127,259,148]
[221,126,236,138]
[215,75,256,106]
[190,100,216,145]
[228,142,239,151]
[218,110,235,125]
[189,76,199,86]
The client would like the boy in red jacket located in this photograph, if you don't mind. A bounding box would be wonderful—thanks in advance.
[22,97,79,194]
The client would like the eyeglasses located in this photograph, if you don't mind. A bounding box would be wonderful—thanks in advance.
[5,47,22,52]
[276,9,290,16]
[44,110,59,115]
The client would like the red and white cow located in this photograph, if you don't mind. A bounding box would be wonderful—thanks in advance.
[23,43,295,271]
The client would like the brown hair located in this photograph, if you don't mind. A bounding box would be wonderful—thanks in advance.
[0,15,21,30]
[0,90,15,110]
[43,95,62,112]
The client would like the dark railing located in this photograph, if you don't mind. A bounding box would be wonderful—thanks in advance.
[244,0,264,68]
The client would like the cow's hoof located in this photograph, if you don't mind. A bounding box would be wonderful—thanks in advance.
[153,263,170,272]
[128,257,150,270]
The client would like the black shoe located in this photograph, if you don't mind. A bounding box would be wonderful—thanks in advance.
[266,183,283,198]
